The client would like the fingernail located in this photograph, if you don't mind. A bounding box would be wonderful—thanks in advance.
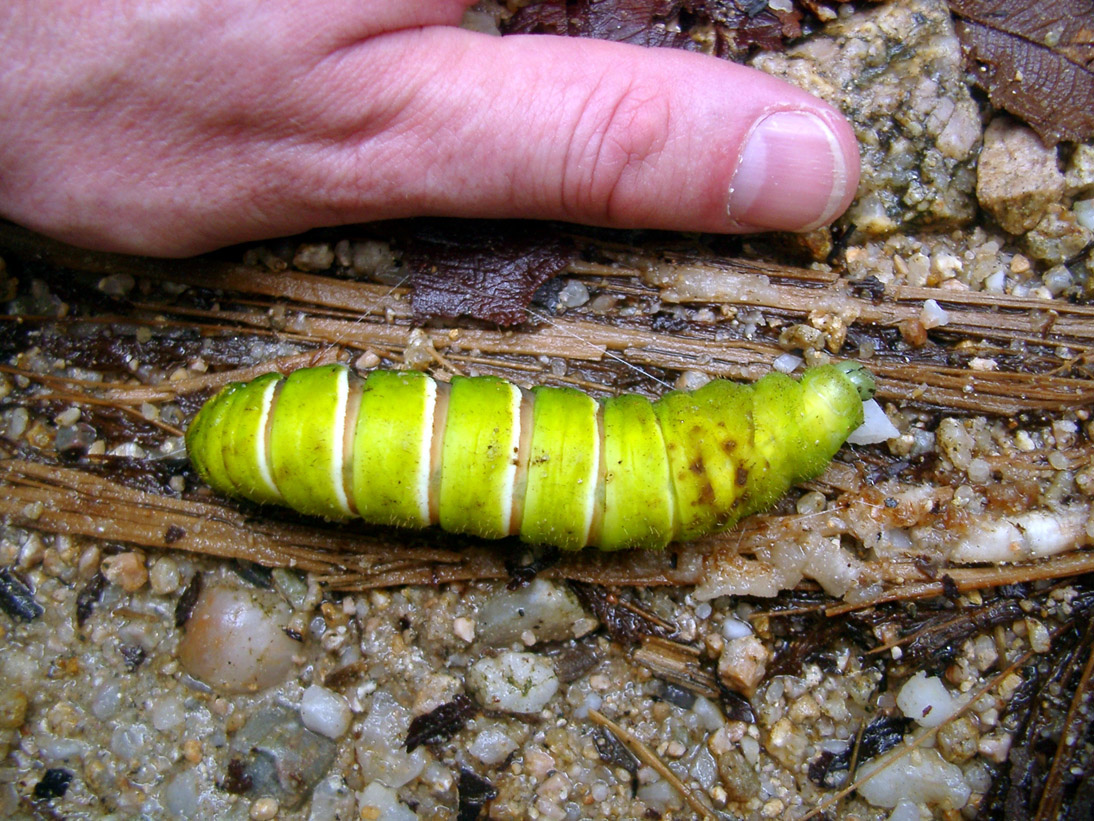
[727,110,852,231]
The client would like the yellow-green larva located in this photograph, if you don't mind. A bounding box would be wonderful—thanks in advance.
[186,362,874,551]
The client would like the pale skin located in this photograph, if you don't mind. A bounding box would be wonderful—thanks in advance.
[0,1,861,257]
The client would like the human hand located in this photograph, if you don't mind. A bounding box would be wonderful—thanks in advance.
[0,1,860,256]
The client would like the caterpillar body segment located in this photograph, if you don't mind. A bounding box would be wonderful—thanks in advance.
[269,364,353,518]
[186,362,874,551]
[522,386,601,549]
[352,369,436,529]
[439,375,521,540]
[600,394,674,550]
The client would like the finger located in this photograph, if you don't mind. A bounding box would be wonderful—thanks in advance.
[285,28,859,236]
[294,0,473,46]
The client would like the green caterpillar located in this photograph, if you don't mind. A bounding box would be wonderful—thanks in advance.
[186,362,874,551]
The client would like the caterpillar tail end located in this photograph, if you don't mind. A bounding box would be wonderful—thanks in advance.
[835,361,875,402]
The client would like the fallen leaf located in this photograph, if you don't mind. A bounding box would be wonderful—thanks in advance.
[403,221,573,326]
[593,725,640,791]
[951,0,1094,144]
[807,714,914,787]
[502,0,804,60]
[569,581,676,642]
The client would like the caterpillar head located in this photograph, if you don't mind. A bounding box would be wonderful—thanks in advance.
[835,360,876,402]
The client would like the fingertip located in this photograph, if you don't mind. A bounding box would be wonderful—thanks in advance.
[726,106,860,232]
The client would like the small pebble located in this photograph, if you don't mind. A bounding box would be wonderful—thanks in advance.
[897,672,960,728]
[919,298,950,329]
[722,617,752,640]
[467,652,559,713]
[148,557,181,595]
[468,727,518,765]
[98,273,136,296]
[355,351,381,371]
[475,579,588,646]
[357,782,416,821]
[718,636,769,695]
[177,585,298,694]
[0,689,28,729]
[101,552,149,592]
[292,243,334,272]
[249,796,279,820]
[1026,618,1051,653]
[53,406,81,427]
[181,738,202,764]
[452,616,476,643]
[299,685,352,739]
[556,280,590,309]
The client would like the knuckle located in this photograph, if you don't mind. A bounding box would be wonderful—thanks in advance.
[562,83,673,221]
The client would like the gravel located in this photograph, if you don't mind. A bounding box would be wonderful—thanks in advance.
[754,0,981,234]
[1,2,1093,819]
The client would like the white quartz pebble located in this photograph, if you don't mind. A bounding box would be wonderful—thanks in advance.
[357,782,418,821]
[467,652,558,713]
[857,747,970,810]
[467,727,519,765]
[300,685,352,739]
[897,672,960,728]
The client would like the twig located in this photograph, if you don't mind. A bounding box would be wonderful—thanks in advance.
[587,708,715,821]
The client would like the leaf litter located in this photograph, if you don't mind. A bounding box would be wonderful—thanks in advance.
[951,0,1094,144]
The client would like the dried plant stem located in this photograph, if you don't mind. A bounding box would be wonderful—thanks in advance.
[3,222,1092,415]
[826,551,1094,616]
[587,708,715,821]
[29,391,185,437]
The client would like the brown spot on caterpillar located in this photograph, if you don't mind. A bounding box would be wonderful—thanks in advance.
[697,482,716,505]
[689,456,705,475]
[722,439,737,454]
[736,466,749,487]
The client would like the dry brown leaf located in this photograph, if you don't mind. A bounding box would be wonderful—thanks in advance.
[951,0,1094,144]
[403,221,573,326]
[502,0,803,60]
